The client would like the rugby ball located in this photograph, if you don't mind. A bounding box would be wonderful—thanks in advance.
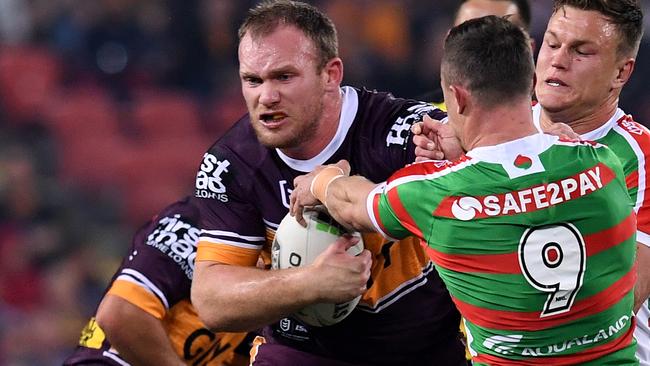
[271,208,364,327]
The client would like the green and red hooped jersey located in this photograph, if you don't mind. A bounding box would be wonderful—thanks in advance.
[368,133,638,365]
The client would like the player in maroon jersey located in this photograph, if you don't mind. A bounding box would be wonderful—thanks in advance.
[64,197,251,366]
[191,1,466,365]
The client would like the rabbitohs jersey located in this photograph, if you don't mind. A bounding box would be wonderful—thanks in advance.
[64,197,249,366]
[370,133,637,365]
[193,86,464,365]
[534,104,650,365]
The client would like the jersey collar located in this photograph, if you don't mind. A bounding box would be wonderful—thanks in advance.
[276,86,359,172]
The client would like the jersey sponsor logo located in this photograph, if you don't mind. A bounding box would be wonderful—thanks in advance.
[620,117,644,136]
[183,328,234,364]
[386,103,434,147]
[483,334,523,355]
[146,214,201,279]
[276,318,311,342]
[475,314,630,358]
[196,153,230,202]
[521,314,630,356]
[437,163,614,221]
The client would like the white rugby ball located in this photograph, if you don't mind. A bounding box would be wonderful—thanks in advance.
[271,208,364,327]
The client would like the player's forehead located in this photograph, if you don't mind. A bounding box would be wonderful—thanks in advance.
[545,6,619,48]
[238,25,319,76]
[455,0,521,26]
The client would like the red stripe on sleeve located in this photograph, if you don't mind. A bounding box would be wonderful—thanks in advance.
[386,186,423,238]
[625,170,638,190]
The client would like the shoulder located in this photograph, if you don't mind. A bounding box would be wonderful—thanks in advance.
[350,86,446,150]
[204,113,267,162]
[355,87,446,122]
[386,156,474,187]
[196,114,271,199]
[135,197,202,245]
[612,114,650,154]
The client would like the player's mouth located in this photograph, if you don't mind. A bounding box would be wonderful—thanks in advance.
[545,77,568,88]
[259,112,288,128]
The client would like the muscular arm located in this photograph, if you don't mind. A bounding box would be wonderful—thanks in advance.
[191,261,316,332]
[95,295,184,366]
[635,243,650,312]
[192,237,371,333]
[322,176,378,233]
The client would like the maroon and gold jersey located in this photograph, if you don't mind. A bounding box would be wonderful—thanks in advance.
[194,87,465,365]
[64,197,249,366]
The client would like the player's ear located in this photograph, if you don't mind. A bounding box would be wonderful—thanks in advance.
[322,57,343,91]
[612,57,635,89]
[449,85,468,115]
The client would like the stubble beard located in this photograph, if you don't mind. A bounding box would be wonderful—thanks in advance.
[254,99,324,150]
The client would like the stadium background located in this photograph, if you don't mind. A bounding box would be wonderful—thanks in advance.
[0,0,648,364]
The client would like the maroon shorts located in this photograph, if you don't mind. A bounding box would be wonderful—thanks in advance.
[250,336,361,366]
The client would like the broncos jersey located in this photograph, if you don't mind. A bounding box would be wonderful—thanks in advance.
[194,86,465,365]
[64,197,249,366]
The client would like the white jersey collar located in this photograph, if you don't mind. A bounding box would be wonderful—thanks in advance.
[531,103,626,141]
[466,133,558,179]
[276,86,359,172]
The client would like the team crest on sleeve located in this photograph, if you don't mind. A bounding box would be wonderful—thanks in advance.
[195,153,231,202]
[386,103,435,147]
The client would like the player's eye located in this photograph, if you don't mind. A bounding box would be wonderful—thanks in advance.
[243,76,262,85]
[277,74,292,81]
[547,41,559,49]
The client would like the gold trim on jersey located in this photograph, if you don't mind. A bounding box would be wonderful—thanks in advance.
[357,234,431,308]
[197,241,260,266]
[109,280,166,319]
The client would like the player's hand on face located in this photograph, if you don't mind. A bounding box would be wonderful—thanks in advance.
[412,115,464,162]
[290,160,351,226]
[543,122,579,140]
[308,235,372,303]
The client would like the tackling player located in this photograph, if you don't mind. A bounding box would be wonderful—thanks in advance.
[415,1,650,364]
[291,16,638,365]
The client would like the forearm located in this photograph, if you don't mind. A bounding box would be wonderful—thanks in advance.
[96,295,183,366]
[324,176,378,233]
[191,261,317,332]
[635,242,650,312]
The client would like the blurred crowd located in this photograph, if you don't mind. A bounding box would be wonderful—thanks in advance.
[0,0,649,364]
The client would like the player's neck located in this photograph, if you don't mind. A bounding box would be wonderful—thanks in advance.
[539,98,619,136]
[280,91,343,160]
[464,102,538,151]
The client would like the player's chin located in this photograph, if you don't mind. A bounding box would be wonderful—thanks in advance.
[256,131,296,149]
[536,94,572,112]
